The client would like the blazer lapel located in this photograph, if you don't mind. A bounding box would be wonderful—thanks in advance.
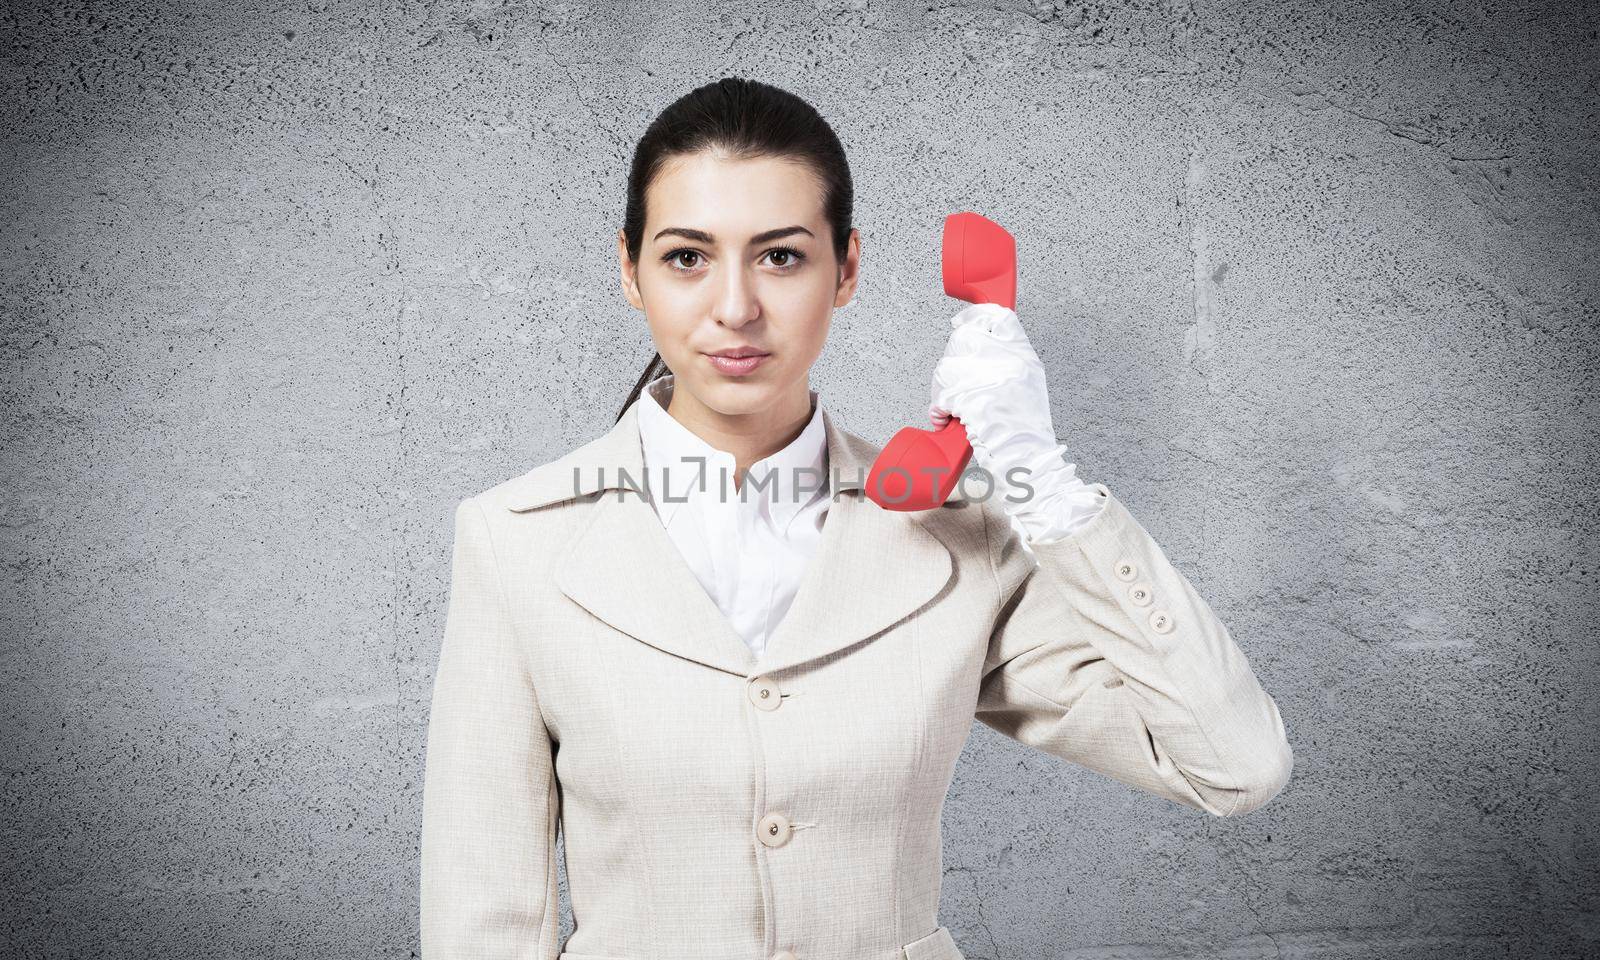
[505,395,955,678]
[753,478,954,677]
[556,489,759,676]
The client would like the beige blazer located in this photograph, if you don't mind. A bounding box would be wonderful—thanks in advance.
[420,396,1293,960]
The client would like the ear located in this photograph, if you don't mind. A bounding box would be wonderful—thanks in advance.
[618,228,644,309]
[833,228,861,308]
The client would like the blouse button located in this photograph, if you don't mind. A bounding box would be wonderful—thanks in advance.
[1114,559,1138,582]
[1128,582,1154,607]
[748,675,782,711]
[1149,609,1175,634]
[757,812,793,847]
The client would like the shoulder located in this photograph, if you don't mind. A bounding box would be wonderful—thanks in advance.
[446,419,631,571]
[441,434,619,600]
[474,408,644,516]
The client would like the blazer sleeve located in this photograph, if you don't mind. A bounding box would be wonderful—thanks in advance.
[973,482,1294,818]
[421,496,562,957]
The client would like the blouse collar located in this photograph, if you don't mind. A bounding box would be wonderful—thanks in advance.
[636,373,830,533]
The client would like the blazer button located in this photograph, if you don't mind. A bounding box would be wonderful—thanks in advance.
[1114,559,1138,582]
[748,676,782,711]
[757,812,792,847]
[1149,609,1175,634]
[1128,582,1154,607]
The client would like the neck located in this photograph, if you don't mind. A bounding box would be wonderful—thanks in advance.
[664,382,815,491]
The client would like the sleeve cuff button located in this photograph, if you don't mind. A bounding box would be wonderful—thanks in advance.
[1149,609,1175,634]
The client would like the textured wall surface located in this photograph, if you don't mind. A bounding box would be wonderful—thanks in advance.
[3,0,1596,957]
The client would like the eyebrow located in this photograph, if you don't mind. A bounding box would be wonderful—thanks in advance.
[652,225,815,245]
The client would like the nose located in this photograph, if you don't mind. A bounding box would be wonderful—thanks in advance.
[710,265,761,329]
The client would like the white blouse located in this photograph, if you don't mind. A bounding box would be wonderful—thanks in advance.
[636,374,830,658]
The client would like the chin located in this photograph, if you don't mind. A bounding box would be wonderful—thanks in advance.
[693,374,783,413]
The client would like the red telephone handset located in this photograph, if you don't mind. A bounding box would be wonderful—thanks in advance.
[865,212,1017,511]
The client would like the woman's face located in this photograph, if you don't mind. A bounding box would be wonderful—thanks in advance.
[620,151,859,424]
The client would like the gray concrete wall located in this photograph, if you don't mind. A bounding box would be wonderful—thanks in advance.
[3,1,1595,957]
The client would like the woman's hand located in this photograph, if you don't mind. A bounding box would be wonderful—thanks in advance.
[929,302,1102,544]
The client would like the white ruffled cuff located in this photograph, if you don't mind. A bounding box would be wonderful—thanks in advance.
[994,443,1107,546]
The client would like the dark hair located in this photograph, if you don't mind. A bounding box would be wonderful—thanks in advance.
[615,77,855,423]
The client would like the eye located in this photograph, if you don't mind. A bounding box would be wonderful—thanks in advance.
[765,246,807,270]
[662,248,702,271]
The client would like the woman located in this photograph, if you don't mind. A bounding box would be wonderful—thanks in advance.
[420,77,1292,960]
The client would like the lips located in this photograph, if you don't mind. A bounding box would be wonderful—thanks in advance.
[703,349,770,376]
